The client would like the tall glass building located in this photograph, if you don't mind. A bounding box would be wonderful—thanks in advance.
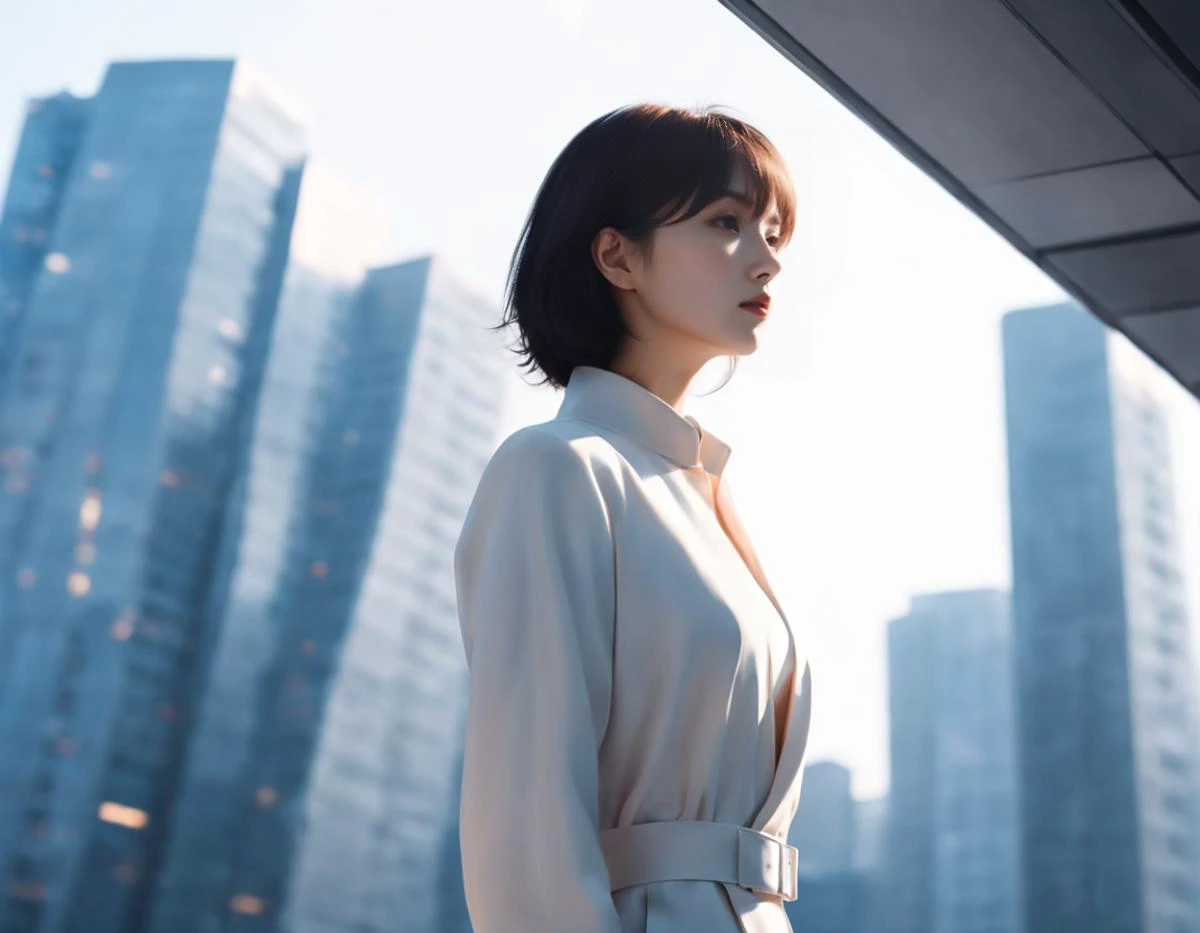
[145,253,506,933]
[792,760,855,877]
[0,59,306,933]
[1003,301,1200,933]
[883,589,1020,933]
[0,91,91,404]
[142,161,389,933]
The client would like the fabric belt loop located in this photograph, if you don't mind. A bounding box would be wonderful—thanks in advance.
[599,820,798,903]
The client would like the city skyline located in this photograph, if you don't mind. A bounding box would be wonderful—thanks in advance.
[3,2,1200,805]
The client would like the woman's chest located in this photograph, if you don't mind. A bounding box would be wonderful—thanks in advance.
[608,473,793,691]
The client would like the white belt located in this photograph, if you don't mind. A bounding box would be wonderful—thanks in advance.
[599,820,799,902]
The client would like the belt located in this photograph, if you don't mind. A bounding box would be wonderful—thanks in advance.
[599,820,799,902]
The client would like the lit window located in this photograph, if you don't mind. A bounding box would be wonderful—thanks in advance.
[160,468,180,487]
[89,161,111,180]
[217,318,242,340]
[44,253,70,274]
[230,895,267,916]
[256,786,278,808]
[75,542,95,565]
[80,491,102,530]
[16,567,35,588]
[98,801,148,830]
[309,561,328,579]
[37,163,53,178]
[111,619,133,641]
[6,880,44,902]
[208,365,227,385]
[343,429,359,446]
[67,572,90,597]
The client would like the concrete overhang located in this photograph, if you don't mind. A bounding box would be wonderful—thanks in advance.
[718,0,1200,401]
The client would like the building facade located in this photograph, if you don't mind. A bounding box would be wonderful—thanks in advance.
[0,58,307,933]
[1004,301,1200,933]
[883,589,1020,933]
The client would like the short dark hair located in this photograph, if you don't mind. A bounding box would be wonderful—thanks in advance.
[495,102,796,391]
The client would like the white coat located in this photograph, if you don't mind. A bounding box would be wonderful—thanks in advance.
[453,365,814,933]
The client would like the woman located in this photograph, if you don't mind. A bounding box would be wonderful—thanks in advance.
[453,102,813,933]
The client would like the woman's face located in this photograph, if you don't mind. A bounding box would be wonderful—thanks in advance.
[606,167,785,368]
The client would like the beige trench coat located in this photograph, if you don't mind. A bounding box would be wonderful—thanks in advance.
[453,365,813,933]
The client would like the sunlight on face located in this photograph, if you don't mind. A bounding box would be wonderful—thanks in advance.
[635,165,785,364]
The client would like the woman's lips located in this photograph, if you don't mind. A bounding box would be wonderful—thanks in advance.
[739,302,768,317]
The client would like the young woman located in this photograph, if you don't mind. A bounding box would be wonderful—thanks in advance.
[453,102,813,933]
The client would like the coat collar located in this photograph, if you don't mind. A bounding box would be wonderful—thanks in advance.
[556,365,732,476]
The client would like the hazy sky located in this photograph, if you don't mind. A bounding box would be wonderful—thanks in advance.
[4,0,1199,800]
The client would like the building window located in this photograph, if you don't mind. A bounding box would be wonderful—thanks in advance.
[111,618,134,641]
[44,253,70,274]
[160,468,180,487]
[97,801,149,830]
[6,880,45,902]
[37,163,53,178]
[89,162,111,180]
[343,429,359,446]
[67,571,91,597]
[208,365,227,385]
[229,895,268,916]
[256,786,278,808]
[79,491,102,530]
[218,318,242,340]
[309,561,328,579]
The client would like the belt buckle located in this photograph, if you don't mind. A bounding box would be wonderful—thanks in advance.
[737,829,799,902]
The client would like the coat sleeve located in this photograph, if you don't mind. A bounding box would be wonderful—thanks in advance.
[453,428,622,933]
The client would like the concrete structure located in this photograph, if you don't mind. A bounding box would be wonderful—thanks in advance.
[718,0,1200,404]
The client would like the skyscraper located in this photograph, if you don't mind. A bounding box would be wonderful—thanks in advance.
[785,760,871,933]
[883,589,1020,933]
[792,760,856,877]
[0,58,306,933]
[146,252,506,933]
[1003,301,1200,933]
[142,160,390,933]
[0,91,91,403]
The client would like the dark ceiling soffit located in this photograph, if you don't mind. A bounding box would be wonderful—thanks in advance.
[714,0,1198,399]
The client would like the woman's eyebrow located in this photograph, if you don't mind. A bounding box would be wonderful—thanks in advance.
[720,190,782,227]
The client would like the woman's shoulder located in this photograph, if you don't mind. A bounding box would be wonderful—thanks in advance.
[485,417,626,482]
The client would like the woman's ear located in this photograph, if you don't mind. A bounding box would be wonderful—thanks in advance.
[591,226,639,291]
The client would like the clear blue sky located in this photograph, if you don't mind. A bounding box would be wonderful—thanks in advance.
[4,0,1199,800]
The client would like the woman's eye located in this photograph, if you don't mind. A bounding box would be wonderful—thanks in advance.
[714,214,740,232]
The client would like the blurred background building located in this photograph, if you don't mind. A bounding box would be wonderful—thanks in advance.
[785,760,885,933]
[1003,301,1200,933]
[881,589,1020,933]
[0,58,506,933]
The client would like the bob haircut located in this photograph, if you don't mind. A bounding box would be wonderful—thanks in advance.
[497,102,796,393]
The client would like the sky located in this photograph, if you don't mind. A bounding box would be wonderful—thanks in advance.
[3,0,1200,800]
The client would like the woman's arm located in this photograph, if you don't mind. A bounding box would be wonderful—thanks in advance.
[453,428,622,933]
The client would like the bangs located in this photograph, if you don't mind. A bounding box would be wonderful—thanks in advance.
[636,106,797,247]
